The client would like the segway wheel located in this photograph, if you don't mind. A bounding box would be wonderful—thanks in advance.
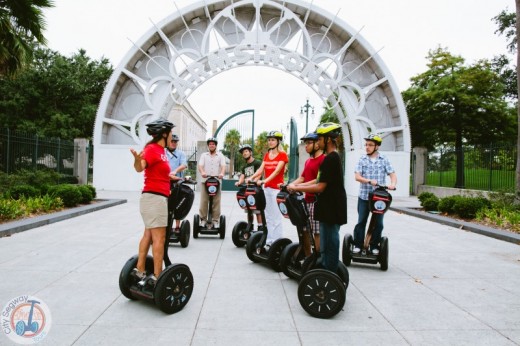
[119,255,154,300]
[336,262,350,290]
[180,220,190,248]
[246,231,263,263]
[232,221,248,247]
[193,214,200,239]
[280,243,304,280]
[268,238,292,272]
[154,263,194,314]
[342,234,354,266]
[379,237,389,271]
[298,269,346,319]
[219,215,226,239]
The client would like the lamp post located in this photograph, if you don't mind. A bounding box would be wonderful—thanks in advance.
[300,97,314,134]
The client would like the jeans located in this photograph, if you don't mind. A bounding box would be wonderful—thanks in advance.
[353,197,384,249]
[319,222,339,272]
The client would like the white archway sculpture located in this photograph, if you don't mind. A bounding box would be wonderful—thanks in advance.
[93,0,411,195]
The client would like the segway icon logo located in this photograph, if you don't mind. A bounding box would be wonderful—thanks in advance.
[278,202,288,216]
[238,199,247,208]
[2,295,52,344]
[374,200,387,211]
[208,186,217,194]
[246,195,256,207]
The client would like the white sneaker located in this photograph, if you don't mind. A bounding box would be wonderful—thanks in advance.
[371,248,380,255]
[213,221,220,229]
[352,247,361,254]
[200,220,207,228]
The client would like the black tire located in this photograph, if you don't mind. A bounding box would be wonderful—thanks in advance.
[298,269,346,319]
[219,215,226,239]
[379,237,389,271]
[268,238,292,272]
[232,221,248,247]
[119,255,154,300]
[342,234,354,266]
[154,263,194,314]
[180,220,190,248]
[336,262,350,290]
[193,214,200,239]
[246,231,263,263]
[280,243,305,280]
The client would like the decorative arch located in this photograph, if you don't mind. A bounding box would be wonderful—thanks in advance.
[93,0,411,195]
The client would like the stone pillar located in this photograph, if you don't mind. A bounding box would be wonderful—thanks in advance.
[74,138,90,185]
[412,147,427,195]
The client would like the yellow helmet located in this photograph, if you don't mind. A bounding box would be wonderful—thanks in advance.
[266,130,283,141]
[364,133,382,145]
[315,122,341,138]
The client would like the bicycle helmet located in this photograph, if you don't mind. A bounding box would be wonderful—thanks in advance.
[146,118,175,137]
[300,132,319,141]
[315,122,342,138]
[171,134,180,142]
[364,133,382,145]
[238,144,253,153]
[266,130,283,141]
[207,137,218,145]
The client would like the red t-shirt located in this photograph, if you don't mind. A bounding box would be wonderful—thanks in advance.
[263,151,288,189]
[301,153,325,202]
[142,143,170,196]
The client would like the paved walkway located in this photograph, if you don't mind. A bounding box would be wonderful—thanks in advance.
[0,190,519,345]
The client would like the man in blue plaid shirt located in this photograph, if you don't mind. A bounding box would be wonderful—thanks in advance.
[353,134,397,255]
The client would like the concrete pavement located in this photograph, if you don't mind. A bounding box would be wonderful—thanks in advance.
[0,190,519,345]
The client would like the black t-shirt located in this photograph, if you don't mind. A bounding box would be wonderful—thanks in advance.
[314,151,347,225]
[241,159,262,178]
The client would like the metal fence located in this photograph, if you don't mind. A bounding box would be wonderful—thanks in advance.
[0,128,77,176]
[425,144,516,192]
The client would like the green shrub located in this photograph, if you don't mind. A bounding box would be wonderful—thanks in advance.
[422,196,439,211]
[0,199,24,221]
[438,195,463,214]
[85,184,97,199]
[8,184,40,199]
[77,185,94,204]
[418,192,436,205]
[48,184,82,207]
[453,197,491,219]
[58,175,79,184]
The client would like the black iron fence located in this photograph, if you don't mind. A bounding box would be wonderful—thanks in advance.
[0,128,77,176]
[425,144,516,192]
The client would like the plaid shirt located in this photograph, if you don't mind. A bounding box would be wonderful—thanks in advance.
[355,153,395,200]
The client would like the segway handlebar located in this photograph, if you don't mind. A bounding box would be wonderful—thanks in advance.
[374,184,396,191]
[278,183,303,197]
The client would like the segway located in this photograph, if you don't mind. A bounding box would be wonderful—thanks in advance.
[232,181,259,247]
[276,185,349,319]
[193,176,226,239]
[244,182,292,272]
[342,185,394,271]
[118,198,194,314]
[168,177,196,248]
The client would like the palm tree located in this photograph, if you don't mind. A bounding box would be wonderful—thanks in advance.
[224,129,241,178]
[0,0,54,77]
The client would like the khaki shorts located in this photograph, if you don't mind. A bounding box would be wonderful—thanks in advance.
[140,193,168,228]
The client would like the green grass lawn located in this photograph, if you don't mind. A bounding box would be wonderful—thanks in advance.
[426,169,514,191]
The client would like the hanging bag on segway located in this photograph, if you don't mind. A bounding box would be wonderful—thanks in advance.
[276,190,308,227]
[170,182,195,220]
[245,184,266,211]
[368,187,392,214]
[205,177,220,196]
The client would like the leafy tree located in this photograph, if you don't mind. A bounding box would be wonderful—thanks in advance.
[0,0,54,77]
[402,47,515,188]
[0,47,113,139]
[254,131,268,160]
[224,129,241,178]
[493,4,520,202]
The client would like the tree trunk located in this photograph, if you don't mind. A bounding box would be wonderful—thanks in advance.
[515,0,520,204]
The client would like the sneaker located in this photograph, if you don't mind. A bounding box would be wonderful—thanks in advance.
[213,221,220,229]
[148,275,158,287]
[200,220,207,228]
[352,247,361,254]
[132,268,146,280]
[371,248,380,256]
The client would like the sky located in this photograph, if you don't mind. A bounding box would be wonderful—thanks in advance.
[43,0,514,137]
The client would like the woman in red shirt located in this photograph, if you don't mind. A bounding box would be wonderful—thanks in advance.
[248,130,288,248]
[130,118,174,285]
